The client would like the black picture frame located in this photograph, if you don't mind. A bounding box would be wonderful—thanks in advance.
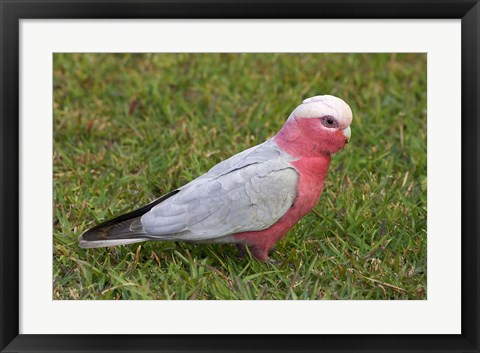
[1,1,479,352]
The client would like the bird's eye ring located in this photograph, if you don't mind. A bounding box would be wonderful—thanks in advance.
[320,115,338,128]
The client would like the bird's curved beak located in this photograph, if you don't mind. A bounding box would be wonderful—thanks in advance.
[342,126,351,142]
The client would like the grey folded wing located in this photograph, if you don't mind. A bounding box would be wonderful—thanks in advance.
[140,141,299,241]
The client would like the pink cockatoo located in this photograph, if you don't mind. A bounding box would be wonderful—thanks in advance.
[79,95,352,260]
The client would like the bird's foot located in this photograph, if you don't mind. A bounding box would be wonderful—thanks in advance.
[235,243,269,262]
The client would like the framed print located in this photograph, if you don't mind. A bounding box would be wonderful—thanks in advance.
[1,1,479,352]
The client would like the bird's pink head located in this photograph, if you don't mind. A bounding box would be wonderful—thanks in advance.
[275,95,353,157]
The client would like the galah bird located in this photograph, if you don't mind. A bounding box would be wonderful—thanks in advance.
[79,95,352,260]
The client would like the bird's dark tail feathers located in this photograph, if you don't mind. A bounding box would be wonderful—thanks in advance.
[79,190,180,249]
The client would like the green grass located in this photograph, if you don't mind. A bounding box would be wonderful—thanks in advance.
[53,53,427,300]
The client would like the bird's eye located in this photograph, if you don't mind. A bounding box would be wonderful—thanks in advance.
[320,115,338,128]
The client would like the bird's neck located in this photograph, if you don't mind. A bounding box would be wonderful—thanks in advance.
[274,122,331,180]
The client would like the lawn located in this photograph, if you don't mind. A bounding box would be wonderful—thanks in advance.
[53,53,427,300]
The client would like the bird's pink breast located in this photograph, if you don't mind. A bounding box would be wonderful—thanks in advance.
[233,155,330,260]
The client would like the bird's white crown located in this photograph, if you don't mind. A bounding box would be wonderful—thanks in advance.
[290,95,353,129]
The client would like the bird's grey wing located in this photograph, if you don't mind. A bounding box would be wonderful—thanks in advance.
[183,139,285,184]
[140,144,298,241]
